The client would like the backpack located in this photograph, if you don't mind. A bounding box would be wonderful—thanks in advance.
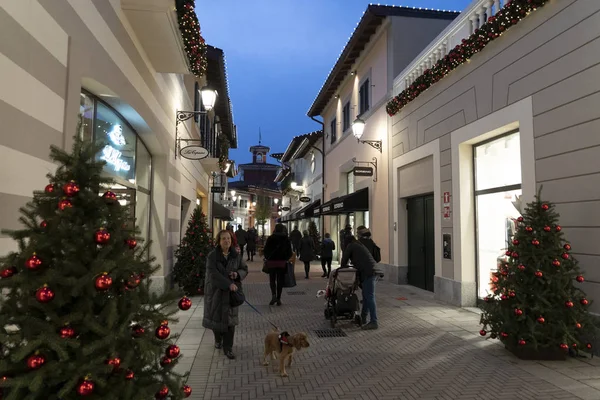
[372,243,381,263]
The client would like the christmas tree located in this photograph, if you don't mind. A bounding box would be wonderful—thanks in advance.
[479,189,596,357]
[308,220,321,257]
[172,206,213,296]
[0,137,194,399]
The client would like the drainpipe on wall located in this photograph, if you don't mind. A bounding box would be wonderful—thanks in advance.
[309,116,325,238]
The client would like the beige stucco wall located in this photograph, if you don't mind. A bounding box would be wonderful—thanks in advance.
[389,0,600,310]
[0,0,212,291]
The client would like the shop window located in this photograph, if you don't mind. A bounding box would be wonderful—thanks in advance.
[359,79,370,115]
[79,93,94,142]
[136,137,151,190]
[342,101,350,132]
[474,131,522,299]
[330,118,337,144]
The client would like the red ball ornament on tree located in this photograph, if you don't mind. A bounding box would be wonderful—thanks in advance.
[541,203,549,211]
[125,238,137,249]
[59,326,76,339]
[178,297,192,311]
[561,253,569,260]
[518,339,526,346]
[183,385,192,397]
[565,301,574,308]
[62,181,80,197]
[45,183,55,193]
[95,273,113,291]
[576,275,585,283]
[580,298,589,306]
[576,323,582,329]
[587,343,592,350]
[160,356,172,367]
[560,343,569,350]
[514,308,523,316]
[155,386,169,399]
[543,226,551,232]
[106,357,121,371]
[517,264,526,271]
[132,325,145,337]
[126,274,141,289]
[525,226,533,233]
[102,191,117,203]
[0,266,17,278]
[531,239,540,246]
[124,370,135,380]
[27,354,46,369]
[58,198,72,211]
[552,259,561,267]
[36,285,54,303]
[505,250,512,256]
[155,325,170,340]
[509,291,516,298]
[25,253,43,270]
[555,225,562,232]
[77,379,95,396]
[166,345,180,359]
[94,229,110,245]
[479,329,486,336]
[535,270,543,278]
[537,317,545,324]
[564,243,571,251]
[501,294,508,301]
[40,220,48,229]
[511,252,519,258]
[500,332,508,338]
[517,216,524,222]
[512,239,519,245]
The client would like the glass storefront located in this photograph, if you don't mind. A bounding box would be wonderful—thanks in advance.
[78,91,152,246]
[474,131,521,299]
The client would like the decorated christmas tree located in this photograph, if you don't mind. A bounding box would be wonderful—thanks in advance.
[308,220,321,258]
[480,189,596,358]
[172,206,213,296]
[0,137,194,399]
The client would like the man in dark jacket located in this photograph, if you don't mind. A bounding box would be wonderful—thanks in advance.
[356,226,381,263]
[320,233,335,278]
[340,235,378,330]
[290,226,302,253]
[340,225,353,253]
[246,227,257,261]
[235,225,247,257]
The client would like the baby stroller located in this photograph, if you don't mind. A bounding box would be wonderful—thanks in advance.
[323,267,362,328]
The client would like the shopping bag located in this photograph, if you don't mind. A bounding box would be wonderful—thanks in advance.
[283,262,297,288]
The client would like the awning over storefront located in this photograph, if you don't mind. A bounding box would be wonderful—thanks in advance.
[297,199,321,219]
[212,201,233,221]
[319,188,369,215]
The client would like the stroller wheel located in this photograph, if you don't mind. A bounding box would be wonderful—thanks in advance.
[354,314,363,326]
[324,308,331,320]
[330,314,337,328]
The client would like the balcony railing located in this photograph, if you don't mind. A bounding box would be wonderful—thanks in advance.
[393,0,509,96]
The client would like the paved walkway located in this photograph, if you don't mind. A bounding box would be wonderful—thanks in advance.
[170,260,600,400]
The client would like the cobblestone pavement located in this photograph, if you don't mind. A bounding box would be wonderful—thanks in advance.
[170,260,600,400]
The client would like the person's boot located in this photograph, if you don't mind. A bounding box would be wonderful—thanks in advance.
[269,296,277,306]
[361,322,378,330]
[276,298,282,306]
[360,313,367,325]
[224,349,236,360]
[215,340,223,349]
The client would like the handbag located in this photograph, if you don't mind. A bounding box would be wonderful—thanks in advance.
[229,281,245,307]
[283,262,296,288]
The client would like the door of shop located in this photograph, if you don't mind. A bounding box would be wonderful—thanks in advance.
[407,194,435,291]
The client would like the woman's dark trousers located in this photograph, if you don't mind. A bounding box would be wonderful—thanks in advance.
[303,261,311,279]
[269,269,285,300]
[321,257,332,277]
[213,326,235,351]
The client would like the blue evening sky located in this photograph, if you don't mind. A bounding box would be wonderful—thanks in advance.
[198,0,472,167]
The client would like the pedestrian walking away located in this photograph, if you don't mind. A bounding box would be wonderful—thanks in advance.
[263,223,293,306]
[320,232,335,278]
[298,230,316,279]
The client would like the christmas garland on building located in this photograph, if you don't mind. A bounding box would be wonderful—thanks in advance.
[175,0,208,77]
[386,0,548,117]
[218,134,230,171]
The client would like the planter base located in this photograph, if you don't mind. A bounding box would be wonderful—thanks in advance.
[505,343,566,361]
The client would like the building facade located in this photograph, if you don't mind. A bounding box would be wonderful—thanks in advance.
[0,1,235,292]
[386,0,600,312]
[277,131,324,235]
[307,5,459,263]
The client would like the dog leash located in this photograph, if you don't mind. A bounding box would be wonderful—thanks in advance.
[244,299,279,330]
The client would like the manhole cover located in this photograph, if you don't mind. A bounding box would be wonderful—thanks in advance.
[314,328,347,338]
[287,291,306,296]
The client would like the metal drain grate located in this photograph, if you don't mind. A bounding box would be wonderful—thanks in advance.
[287,291,306,296]
[314,328,347,338]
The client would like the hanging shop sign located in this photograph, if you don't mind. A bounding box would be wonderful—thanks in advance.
[211,186,225,193]
[299,196,311,203]
[281,206,291,211]
[180,145,209,160]
[353,166,373,177]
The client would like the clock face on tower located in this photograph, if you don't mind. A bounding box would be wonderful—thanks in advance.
[310,153,315,173]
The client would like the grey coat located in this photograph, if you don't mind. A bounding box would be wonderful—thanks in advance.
[202,247,248,332]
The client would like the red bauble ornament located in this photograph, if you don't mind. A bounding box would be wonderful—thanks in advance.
[183,385,192,397]
[94,229,110,245]
[77,379,95,396]
[564,243,571,251]
[514,308,523,316]
[555,225,562,232]
[155,386,169,399]
[517,216,524,222]
[36,285,54,303]
[501,269,508,276]
[132,325,145,337]
[27,354,46,369]
[491,275,499,283]
[511,252,519,258]
[125,238,137,249]
[124,370,135,380]
[517,264,526,271]
[572,343,577,348]
[95,273,113,291]
[500,332,509,338]
[479,329,486,336]
[535,271,543,278]
[40,220,48,229]
[576,275,585,283]
[576,323,582,329]
[541,204,549,211]
[102,191,117,203]
[580,299,589,306]
[543,226,551,232]
[531,239,540,246]
[537,317,545,324]
[560,343,569,350]
[178,297,192,311]
[107,357,121,371]
[166,345,180,359]
[552,260,561,267]
[561,253,569,260]
[525,226,533,233]
[501,294,508,301]
[155,325,171,340]
[586,343,592,350]
[509,291,516,298]
[62,181,80,197]
[512,239,519,245]
[518,339,526,346]
[45,183,55,193]
[126,274,141,289]
[565,301,574,308]
[59,326,76,339]
[25,253,43,270]
[58,198,72,211]
[160,356,172,367]
[505,250,512,256]
[0,266,17,278]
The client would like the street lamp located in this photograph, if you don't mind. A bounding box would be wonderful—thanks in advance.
[230,190,236,198]
[232,195,237,202]
[252,201,256,207]
[200,86,218,111]
[352,117,382,153]
[274,198,279,205]
[174,86,219,158]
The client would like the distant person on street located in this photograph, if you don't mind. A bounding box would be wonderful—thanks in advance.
[246,226,257,261]
[298,230,315,279]
[320,233,335,278]
[340,235,379,330]
[340,225,353,254]
[290,226,302,253]
[226,224,239,253]
[235,224,247,256]
[203,229,248,359]
[263,223,293,306]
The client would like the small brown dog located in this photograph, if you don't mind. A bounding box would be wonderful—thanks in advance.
[263,328,310,377]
